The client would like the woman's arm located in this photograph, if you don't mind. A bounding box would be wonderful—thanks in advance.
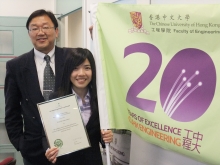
[45,147,59,164]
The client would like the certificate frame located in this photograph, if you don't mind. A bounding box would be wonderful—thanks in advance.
[37,94,90,157]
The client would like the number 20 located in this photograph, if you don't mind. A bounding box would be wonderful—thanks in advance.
[124,43,162,112]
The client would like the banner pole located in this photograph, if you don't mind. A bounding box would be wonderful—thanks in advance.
[92,5,111,164]
[105,139,111,165]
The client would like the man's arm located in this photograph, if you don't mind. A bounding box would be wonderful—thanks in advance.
[4,60,23,151]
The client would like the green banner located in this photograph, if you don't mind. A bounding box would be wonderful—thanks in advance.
[96,3,220,164]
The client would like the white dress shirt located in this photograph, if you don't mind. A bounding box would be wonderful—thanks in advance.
[34,47,55,94]
[72,89,92,126]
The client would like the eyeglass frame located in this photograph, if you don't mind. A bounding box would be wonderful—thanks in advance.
[28,26,56,34]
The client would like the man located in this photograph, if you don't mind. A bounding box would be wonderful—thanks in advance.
[4,9,71,165]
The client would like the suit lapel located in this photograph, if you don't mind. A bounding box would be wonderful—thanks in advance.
[86,108,99,130]
[54,46,65,91]
[21,49,44,104]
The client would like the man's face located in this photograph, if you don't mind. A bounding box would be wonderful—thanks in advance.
[28,15,58,54]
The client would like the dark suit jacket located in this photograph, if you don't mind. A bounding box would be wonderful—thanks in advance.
[49,92,103,165]
[4,46,72,164]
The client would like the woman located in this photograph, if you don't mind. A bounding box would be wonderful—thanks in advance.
[45,48,113,165]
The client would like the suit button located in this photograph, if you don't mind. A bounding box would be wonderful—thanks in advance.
[33,117,35,119]
[26,99,28,101]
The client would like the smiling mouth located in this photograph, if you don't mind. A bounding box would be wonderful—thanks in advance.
[77,78,86,83]
[37,38,47,41]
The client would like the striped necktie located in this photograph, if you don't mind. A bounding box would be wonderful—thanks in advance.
[43,55,55,100]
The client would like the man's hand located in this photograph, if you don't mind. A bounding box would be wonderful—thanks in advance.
[89,25,93,40]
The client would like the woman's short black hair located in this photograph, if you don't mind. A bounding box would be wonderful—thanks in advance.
[26,9,58,30]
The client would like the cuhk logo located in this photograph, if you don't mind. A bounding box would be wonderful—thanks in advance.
[128,11,149,34]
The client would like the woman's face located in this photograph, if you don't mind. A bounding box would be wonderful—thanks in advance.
[70,58,92,91]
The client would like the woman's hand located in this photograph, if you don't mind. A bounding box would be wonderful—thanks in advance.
[101,130,113,143]
[45,147,59,164]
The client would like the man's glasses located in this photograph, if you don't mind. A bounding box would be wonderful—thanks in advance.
[29,26,55,34]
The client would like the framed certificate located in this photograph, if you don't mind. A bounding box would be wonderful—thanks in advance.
[37,94,90,157]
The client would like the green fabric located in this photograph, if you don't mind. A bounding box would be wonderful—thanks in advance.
[96,3,220,165]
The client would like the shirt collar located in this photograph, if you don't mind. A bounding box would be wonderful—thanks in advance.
[34,47,55,64]
[72,89,90,100]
